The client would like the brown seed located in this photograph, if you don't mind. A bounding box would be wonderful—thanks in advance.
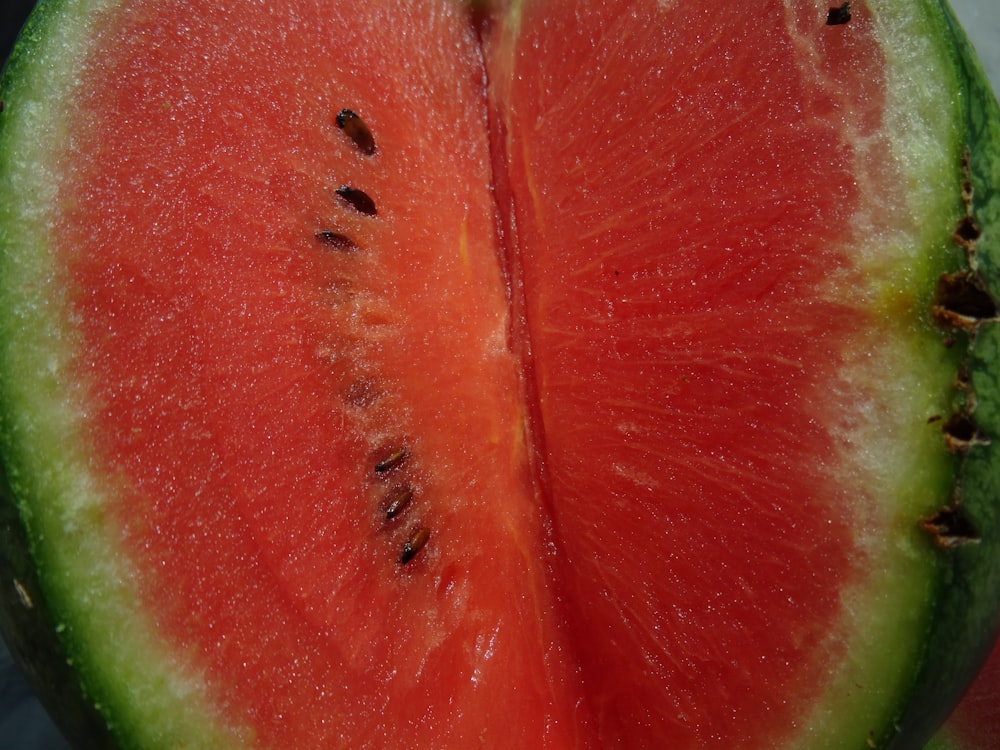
[374,445,409,475]
[383,484,415,520]
[335,185,378,216]
[399,527,430,564]
[336,109,376,156]
[314,230,358,251]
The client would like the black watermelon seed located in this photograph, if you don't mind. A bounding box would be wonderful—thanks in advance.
[826,2,851,25]
[383,484,414,520]
[336,109,376,156]
[336,186,378,216]
[314,230,358,251]
[374,445,409,475]
[399,527,430,564]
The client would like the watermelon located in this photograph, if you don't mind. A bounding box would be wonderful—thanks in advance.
[1,0,1000,748]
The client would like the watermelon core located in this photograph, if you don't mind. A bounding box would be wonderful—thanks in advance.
[0,0,987,748]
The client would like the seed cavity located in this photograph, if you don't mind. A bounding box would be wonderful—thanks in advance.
[336,186,377,216]
[961,151,975,207]
[942,412,990,453]
[921,504,980,548]
[826,2,851,25]
[315,230,358,251]
[373,445,409,476]
[953,150,982,262]
[336,109,376,156]
[933,270,998,330]
[383,484,414,520]
[955,364,972,392]
[954,215,982,247]
[399,527,430,564]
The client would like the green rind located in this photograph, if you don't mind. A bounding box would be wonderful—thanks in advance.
[0,2,246,748]
[0,457,115,750]
[0,3,118,747]
[883,1,1000,748]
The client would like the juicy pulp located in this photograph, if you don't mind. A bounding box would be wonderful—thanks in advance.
[1,0,999,749]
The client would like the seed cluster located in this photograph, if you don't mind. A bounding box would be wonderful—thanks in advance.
[369,441,430,565]
[324,107,431,566]
[922,151,994,549]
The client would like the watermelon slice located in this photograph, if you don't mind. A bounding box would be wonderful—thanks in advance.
[1,0,1000,748]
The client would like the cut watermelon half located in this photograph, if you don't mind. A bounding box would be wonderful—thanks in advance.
[1,0,1000,748]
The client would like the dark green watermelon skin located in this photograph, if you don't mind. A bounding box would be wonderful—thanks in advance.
[0,462,114,750]
[1,0,35,67]
[0,1,999,749]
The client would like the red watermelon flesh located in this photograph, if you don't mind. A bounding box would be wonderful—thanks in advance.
[0,0,996,748]
[484,3,896,743]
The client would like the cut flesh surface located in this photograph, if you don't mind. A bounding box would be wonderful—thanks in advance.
[61,2,583,747]
[0,0,992,749]
[488,3,893,744]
